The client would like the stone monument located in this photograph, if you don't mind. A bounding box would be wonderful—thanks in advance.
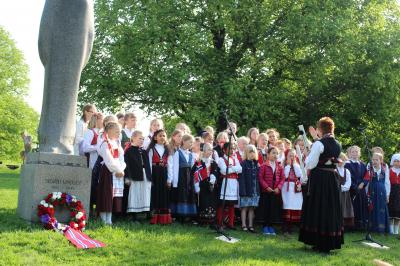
[18,0,94,222]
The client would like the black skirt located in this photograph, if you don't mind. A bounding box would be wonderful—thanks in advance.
[260,192,282,226]
[90,156,103,207]
[298,167,344,252]
[351,187,369,230]
[389,184,400,219]
[150,165,170,212]
[198,179,217,223]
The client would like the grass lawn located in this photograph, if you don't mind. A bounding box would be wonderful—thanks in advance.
[0,166,399,265]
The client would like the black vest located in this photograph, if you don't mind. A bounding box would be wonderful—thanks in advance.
[317,136,341,168]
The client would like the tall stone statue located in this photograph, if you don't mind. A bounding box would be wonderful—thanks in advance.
[38,0,94,154]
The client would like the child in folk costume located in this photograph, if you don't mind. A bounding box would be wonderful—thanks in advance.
[192,137,203,161]
[226,121,238,140]
[148,129,172,224]
[247,127,259,147]
[120,112,137,150]
[266,128,279,148]
[235,136,249,164]
[90,115,118,215]
[175,122,191,135]
[388,153,400,235]
[168,129,183,156]
[74,104,96,155]
[259,146,285,235]
[276,140,286,164]
[204,126,215,138]
[239,144,260,233]
[257,133,269,166]
[345,145,368,230]
[282,138,292,151]
[203,131,219,161]
[193,143,219,224]
[116,112,125,129]
[83,112,104,169]
[216,142,242,229]
[337,153,354,229]
[168,135,197,220]
[365,152,390,233]
[124,130,152,218]
[281,149,304,234]
[143,118,163,150]
[96,122,126,225]
[214,131,228,158]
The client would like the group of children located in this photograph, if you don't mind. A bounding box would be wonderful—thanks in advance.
[74,104,400,235]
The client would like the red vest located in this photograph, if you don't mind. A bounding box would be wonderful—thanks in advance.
[222,156,238,179]
[235,151,243,164]
[390,168,400,185]
[152,147,168,166]
[91,129,98,145]
[103,134,119,158]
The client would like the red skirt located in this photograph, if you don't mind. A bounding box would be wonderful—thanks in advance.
[283,209,301,223]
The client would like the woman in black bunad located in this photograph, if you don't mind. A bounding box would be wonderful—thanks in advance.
[298,117,344,253]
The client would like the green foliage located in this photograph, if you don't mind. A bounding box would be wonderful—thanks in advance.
[0,27,29,97]
[80,0,400,157]
[1,167,400,265]
[0,26,39,162]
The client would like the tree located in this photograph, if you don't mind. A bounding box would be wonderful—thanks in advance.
[80,0,400,156]
[0,26,39,162]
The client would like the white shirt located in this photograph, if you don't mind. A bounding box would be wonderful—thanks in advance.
[371,165,391,198]
[305,141,324,170]
[169,148,195,187]
[284,163,305,183]
[98,139,126,174]
[337,166,351,192]
[120,128,134,141]
[277,152,285,164]
[82,128,100,169]
[217,156,242,175]
[143,133,154,150]
[269,160,276,173]
[74,118,89,155]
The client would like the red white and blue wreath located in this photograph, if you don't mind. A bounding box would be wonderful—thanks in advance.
[37,192,105,249]
[37,192,86,232]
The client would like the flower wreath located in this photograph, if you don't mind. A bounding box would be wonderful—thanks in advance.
[37,192,86,232]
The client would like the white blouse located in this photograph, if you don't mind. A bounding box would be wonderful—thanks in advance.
[143,133,154,150]
[82,128,100,169]
[217,156,242,175]
[74,118,89,155]
[98,139,126,174]
[337,166,351,192]
[120,128,134,141]
[169,148,195,188]
[284,164,305,183]
[305,141,324,170]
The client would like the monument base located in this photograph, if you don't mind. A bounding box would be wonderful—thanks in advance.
[17,152,91,222]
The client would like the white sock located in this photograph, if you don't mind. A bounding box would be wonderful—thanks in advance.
[106,212,112,224]
[395,224,399,235]
[99,212,107,223]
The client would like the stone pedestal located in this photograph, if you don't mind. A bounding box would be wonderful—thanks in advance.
[17,152,91,222]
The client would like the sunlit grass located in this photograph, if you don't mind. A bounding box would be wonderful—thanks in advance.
[0,167,398,265]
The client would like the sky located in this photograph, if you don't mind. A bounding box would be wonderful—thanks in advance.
[0,0,151,133]
[0,0,45,113]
